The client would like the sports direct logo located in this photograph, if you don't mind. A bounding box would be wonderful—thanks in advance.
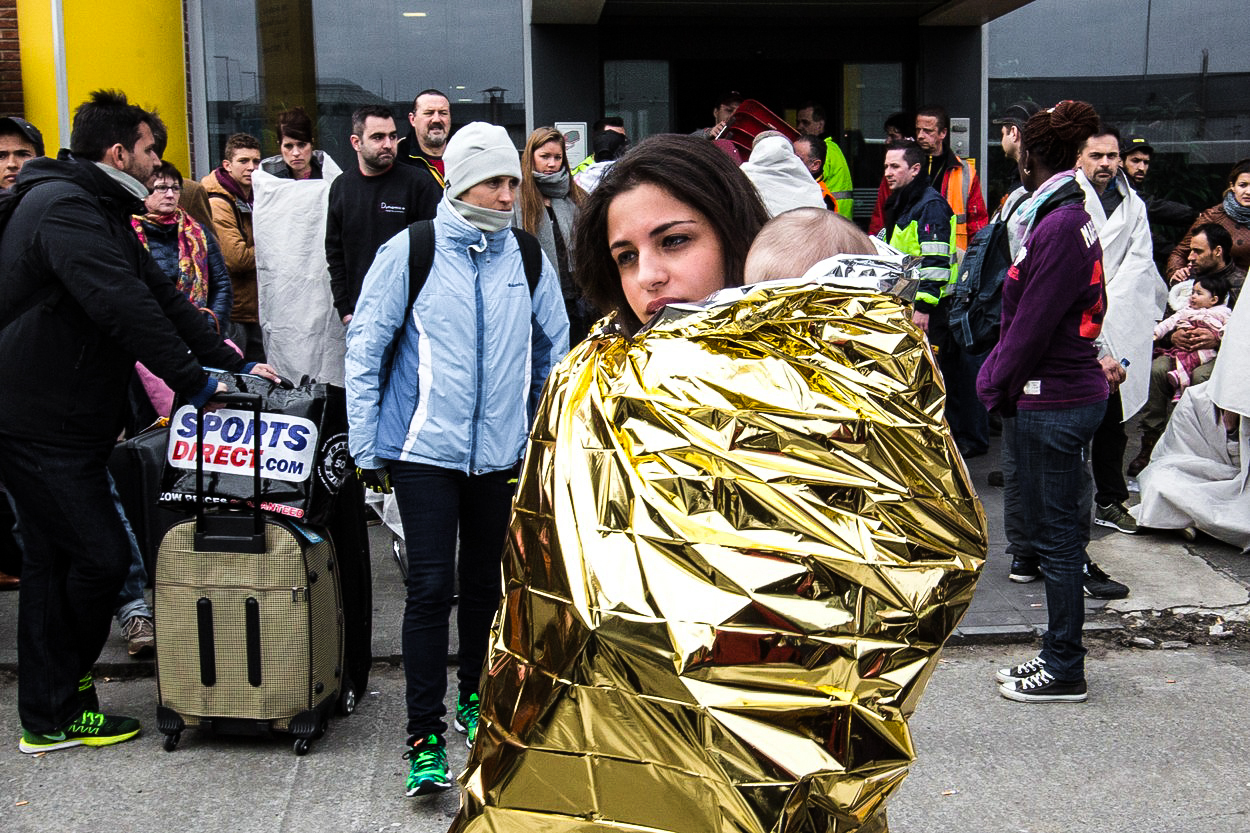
[167,406,319,483]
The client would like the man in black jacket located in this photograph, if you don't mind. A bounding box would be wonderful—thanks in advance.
[1120,135,1198,270]
[0,90,279,754]
[397,89,451,190]
[326,105,439,324]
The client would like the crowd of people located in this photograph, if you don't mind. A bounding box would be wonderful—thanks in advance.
[0,85,1247,815]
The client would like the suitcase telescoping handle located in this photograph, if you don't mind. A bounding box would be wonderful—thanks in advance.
[194,390,266,554]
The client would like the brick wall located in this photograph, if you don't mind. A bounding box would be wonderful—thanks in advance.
[0,0,21,115]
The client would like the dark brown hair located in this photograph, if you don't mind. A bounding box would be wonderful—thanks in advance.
[276,106,314,144]
[571,133,768,334]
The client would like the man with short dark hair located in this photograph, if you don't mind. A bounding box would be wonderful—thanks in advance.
[794,100,854,219]
[0,116,43,190]
[0,90,278,754]
[397,89,451,189]
[879,142,955,333]
[1074,125,1169,536]
[326,105,439,324]
[202,132,264,361]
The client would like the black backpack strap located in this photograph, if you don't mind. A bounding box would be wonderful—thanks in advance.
[405,219,437,312]
[510,227,543,295]
[206,190,246,232]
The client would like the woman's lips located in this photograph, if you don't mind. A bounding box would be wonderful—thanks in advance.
[646,296,681,315]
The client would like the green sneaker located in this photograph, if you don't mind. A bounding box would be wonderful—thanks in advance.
[404,734,452,796]
[20,710,141,754]
[453,691,480,747]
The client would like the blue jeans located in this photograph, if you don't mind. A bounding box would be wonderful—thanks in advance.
[0,435,132,732]
[1002,416,1092,566]
[388,461,518,741]
[109,473,152,625]
[1011,401,1106,683]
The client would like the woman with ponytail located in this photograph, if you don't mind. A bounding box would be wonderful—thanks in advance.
[978,100,1111,704]
[515,127,591,341]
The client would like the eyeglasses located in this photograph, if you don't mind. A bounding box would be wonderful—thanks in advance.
[152,183,182,193]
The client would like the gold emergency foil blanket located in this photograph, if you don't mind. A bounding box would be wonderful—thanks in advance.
[450,281,986,833]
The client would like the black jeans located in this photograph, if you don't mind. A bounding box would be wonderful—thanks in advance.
[0,435,131,732]
[1090,389,1128,507]
[388,460,517,741]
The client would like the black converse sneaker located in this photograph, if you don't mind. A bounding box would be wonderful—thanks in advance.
[998,667,1087,703]
[995,655,1046,684]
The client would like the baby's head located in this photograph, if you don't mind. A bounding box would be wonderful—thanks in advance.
[1190,272,1230,309]
[744,207,876,285]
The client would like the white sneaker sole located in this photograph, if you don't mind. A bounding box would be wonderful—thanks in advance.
[998,683,1087,703]
[1093,516,1138,534]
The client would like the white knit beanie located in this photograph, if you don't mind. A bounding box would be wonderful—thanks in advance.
[443,122,522,199]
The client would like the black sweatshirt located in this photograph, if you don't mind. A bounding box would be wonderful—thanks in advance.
[325,163,440,319]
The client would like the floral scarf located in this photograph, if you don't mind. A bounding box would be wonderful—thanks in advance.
[131,207,210,308]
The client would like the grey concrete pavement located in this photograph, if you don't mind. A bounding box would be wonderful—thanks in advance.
[3,644,1248,832]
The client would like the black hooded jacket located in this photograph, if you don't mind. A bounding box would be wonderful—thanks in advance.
[0,154,246,446]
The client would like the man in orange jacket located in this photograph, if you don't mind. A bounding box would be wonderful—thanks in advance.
[870,106,988,252]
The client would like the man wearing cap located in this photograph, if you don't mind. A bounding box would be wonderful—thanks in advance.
[990,101,1039,214]
[0,116,43,190]
[1120,135,1197,267]
[345,121,568,798]
[693,90,743,139]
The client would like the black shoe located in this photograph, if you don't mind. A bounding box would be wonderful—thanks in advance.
[1009,557,1040,583]
[999,668,1087,703]
[987,470,1004,487]
[995,655,1046,684]
[1083,561,1129,600]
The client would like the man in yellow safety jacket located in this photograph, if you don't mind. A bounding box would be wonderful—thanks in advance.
[795,101,854,220]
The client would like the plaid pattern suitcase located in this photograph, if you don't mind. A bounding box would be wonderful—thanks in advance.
[153,392,350,755]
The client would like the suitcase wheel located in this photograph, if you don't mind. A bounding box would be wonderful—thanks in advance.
[293,738,311,756]
[338,676,357,716]
[163,732,181,752]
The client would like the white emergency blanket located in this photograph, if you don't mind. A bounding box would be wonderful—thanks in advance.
[1136,294,1250,550]
[1076,169,1168,419]
[253,153,345,385]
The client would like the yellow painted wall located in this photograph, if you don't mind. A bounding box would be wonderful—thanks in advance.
[17,0,190,172]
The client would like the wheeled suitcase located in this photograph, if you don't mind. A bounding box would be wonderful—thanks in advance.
[154,392,353,754]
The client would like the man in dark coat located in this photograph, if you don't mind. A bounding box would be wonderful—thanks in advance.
[0,89,279,754]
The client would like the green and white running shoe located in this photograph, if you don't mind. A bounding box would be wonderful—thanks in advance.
[19,710,141,754]
[404,733,452,796]
[453,691,480,747]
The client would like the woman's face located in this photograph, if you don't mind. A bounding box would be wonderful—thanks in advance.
[607,183,726,323]
[146,176,180,216]
[533,139,564,175]
[281,137,313,177]
[1232,172,1250,208]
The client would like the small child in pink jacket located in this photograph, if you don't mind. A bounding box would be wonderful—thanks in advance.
[1152,272,1232,396]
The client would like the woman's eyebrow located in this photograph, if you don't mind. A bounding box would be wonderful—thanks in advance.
[609,219,696,251]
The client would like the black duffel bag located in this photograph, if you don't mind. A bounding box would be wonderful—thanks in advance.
[159,371,351,525]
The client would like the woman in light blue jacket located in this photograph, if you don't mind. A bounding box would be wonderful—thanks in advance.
[344,122,568,798]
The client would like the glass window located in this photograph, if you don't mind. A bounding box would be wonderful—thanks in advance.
[198,0,526,175]
[604,60,671,139]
